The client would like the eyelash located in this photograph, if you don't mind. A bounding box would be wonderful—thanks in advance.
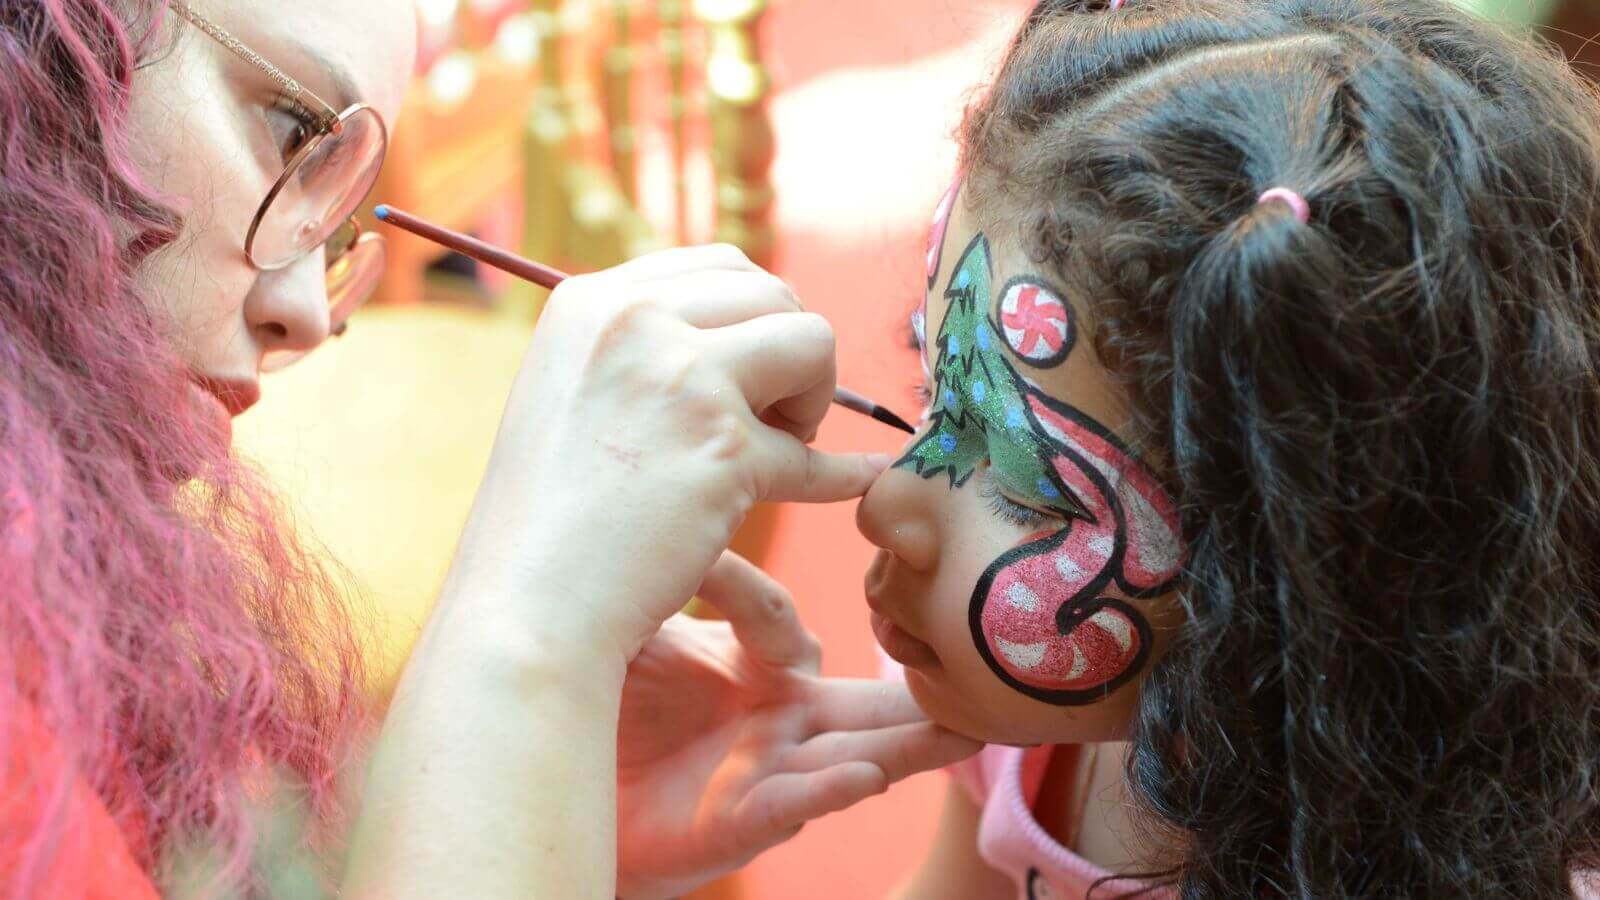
[269,94,319,161]
[978,478,1061,531]
[912,381,933,408]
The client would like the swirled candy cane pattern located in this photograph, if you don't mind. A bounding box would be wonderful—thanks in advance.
[971,389,1183,704]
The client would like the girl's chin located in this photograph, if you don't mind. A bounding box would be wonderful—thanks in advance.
[902,666,1030,745]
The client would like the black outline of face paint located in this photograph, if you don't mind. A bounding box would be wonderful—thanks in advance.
[994,275,1075,370]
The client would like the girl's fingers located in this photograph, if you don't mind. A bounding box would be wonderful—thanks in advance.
[710,312,837,437]
[783,722,982,784]
[695,551,821,671]
[751,430,888,504]
[805,679,929,732]
[731,762,887,842]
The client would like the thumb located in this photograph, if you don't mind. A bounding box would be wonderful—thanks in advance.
[754,433,893,504]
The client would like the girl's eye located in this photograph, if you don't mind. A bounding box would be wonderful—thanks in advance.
[978,477,1063,532]
[912,381,934,408]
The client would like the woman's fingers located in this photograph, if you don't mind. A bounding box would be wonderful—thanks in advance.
[709,312,836,441]
[648,269,804,329]
[752,430,889,504]
[804,678,929,732]
[696,552,821,671]
[731,761,887,842]
[784,722,982,784]
[605,243,763,281]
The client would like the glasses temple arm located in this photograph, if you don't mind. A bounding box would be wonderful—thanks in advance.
[168,2,342,130]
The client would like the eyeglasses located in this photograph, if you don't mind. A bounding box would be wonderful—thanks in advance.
[171,2,388,371]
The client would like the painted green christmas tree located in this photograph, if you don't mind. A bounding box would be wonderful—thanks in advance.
[895,235,1077,516]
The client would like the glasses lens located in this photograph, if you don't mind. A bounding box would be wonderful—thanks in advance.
[260,232,386,373]
[327,233,385,328]
[250,106,387,269]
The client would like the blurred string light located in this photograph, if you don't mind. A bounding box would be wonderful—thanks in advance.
[416,0,461,30]
[492,13,542,66]
[427,51,479,108]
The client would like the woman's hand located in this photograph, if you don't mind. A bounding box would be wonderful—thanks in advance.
[617,553,981,900]
[441,245,889,664]
[346,248,897,899]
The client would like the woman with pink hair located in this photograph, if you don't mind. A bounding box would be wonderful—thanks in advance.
[0,1,975,896]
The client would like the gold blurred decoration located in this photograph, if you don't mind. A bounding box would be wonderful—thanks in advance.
[700,0,775,263]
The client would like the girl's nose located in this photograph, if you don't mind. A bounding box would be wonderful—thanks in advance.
[855,466,940,571]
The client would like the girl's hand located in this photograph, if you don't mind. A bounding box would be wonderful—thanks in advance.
[440,246,888,665]
[616,552,982,900]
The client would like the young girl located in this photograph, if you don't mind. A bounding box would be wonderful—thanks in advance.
[857,0,1600,895]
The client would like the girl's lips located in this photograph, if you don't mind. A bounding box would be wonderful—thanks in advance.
[871,610,941,670]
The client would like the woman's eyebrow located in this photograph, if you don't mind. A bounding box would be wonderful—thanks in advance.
[291,40,362,110]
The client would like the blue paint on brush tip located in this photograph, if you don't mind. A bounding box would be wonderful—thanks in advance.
[373,204,392,220]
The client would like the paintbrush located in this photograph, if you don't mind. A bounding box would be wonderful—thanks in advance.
[373,204,917,435]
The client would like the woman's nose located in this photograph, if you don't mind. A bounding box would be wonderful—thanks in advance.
[245,250,331,363]
[855,465,940,571]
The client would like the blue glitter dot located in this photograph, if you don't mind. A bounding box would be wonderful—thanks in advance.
[956,269,971,289]
[971,381,987,403]
[1037,478,1061,499]
[1006,406,1026,429]
[976,324,991,351]
[943,389,958,408]
[948,336,961,356]
[939,434,958,453]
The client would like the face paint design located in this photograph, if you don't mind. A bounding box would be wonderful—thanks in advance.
[896,233,1184,705]
[999,279,1072,368]
[915,179,961,380]
[926,179,959,290]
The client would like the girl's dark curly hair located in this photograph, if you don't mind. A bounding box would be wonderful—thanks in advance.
[962,0,1600,895]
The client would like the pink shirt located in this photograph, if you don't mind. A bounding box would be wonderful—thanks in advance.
[879,653,1162,898]
[948,743,1167,900]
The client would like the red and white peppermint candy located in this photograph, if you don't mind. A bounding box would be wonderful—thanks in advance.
[999,281,1071,365]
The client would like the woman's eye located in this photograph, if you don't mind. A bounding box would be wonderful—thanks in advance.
[267,102,316,162]
[978,478,1062,531]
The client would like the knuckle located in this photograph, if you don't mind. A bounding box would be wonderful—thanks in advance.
[683,405,754,472]
[755,582,791,621]
[800,631,824,663]
[708,242,753,267]
[800,446,820,489]
[764,273,802,310]
[792,313,835,357]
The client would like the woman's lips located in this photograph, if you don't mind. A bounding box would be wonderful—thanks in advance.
[871,610,941,670]
[187,380,233,442]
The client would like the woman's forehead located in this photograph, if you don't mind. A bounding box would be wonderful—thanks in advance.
[209,0,415,123]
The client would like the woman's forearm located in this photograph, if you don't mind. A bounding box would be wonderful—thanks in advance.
[341,588,627,899]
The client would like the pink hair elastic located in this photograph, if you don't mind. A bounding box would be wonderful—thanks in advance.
[1109,0,1128,8]
[1258,187,1311,224]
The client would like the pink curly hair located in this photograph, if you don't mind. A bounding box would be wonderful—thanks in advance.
[0,1,369,894]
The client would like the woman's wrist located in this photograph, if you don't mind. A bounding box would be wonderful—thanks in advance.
[418,582,632,701]
[344,585,629,899]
